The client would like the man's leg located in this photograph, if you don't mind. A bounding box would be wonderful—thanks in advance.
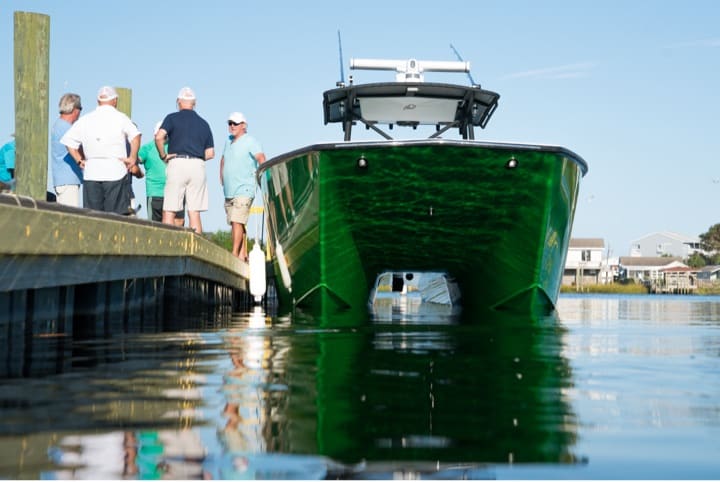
[105,178,131,215]
[173,201,186,227]
[162,210,176,225]
[231,221,243,258]
[239,223,249,261]
[83,180,103,211]
[149,197,164,222]
[188,210,202,233]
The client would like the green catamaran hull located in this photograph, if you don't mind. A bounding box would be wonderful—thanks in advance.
[261,139,586,316]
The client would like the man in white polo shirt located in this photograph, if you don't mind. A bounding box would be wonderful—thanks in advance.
[62,86,141,215]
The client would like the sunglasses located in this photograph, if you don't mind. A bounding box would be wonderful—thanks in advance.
[227,121,243,126]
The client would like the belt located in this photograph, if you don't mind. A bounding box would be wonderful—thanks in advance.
[174,154,198,159]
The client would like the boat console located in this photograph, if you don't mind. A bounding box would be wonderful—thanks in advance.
[323,58,500,141]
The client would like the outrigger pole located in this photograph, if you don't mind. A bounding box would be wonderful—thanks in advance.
[337,30,346,87]
[450,44,477,87]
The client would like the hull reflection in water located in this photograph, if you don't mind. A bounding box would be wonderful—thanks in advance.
[291,306,579,467]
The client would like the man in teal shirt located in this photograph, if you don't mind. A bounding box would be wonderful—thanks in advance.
[137,122,184,225]
[220,112,266,261]
[0,137,15,189]
[0,135,15,192]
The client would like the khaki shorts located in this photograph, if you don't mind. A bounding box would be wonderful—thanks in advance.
[163,157,207,212]
[55,184,81,207]
[225,196,253,225]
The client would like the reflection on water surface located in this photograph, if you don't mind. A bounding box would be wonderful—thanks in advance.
[1,295,720,478]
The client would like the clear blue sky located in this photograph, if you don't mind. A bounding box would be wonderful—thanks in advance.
[2,1,719,256]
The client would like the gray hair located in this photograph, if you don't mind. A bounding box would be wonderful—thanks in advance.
[58,93,82,114]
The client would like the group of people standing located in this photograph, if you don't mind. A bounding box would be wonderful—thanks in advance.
[41,85,265,261]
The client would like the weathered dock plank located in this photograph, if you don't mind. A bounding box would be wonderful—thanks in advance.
[0,195,249,291]
[0,194,248,292]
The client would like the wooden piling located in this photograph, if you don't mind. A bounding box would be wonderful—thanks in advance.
[13,11,50,200]
[115,87,132,117]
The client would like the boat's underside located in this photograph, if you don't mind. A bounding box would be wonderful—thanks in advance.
[259,139,586,318]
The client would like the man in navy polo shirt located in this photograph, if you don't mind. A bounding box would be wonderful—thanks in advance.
[155,87,214,233]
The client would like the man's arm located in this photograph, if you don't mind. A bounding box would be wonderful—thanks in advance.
[155,128,168,161]
[219,155,224,186]
[125,134,141,169]
[66,146,85,169]
[204,147,215,161]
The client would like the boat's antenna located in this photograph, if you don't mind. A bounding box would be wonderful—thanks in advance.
[450,44,477,86]
[337,30,346,87]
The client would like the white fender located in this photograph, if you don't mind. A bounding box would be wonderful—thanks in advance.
[249,242,266,302]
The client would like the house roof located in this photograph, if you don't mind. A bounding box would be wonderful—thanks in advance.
[630,231,699,244]
[661,266,698,273]
[619,256,684,267]
[699,265,720,273]
[569,238,605,248]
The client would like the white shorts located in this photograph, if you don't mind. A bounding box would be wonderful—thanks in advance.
[163,157,207,212]
[55,184,81,207]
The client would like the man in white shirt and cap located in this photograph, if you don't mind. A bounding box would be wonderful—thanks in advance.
[62,86,141,214]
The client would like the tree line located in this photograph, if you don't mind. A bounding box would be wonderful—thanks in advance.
[687,223,720,268]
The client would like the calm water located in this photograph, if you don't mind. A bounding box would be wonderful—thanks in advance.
[0,294,719,479]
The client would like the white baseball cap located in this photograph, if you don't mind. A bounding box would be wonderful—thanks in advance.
[97,86,118,101]
[228,112,247,124]
[177,87,196,101]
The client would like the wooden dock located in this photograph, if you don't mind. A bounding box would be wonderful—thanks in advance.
[0,194,253,351]
[0,194,248,288]
[1,11,261,375]
[647,267,698,294]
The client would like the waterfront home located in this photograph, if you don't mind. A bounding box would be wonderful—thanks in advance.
[697,265,720,287]
[629,231,703,258]
[651,266,698,293]
[563,238,616,286]
[618,256,686,283]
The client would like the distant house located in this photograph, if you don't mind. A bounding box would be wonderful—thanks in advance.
[619,256,686,282]
[563,238,606,286]
[629,231,702,258]
[697,265,720,286]
[655,266,698,293]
